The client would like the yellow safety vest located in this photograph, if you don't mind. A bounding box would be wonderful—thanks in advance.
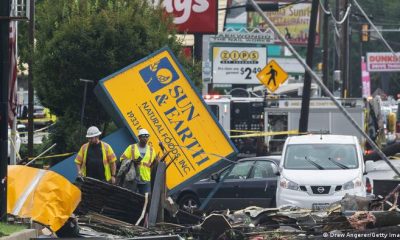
[132,144,155,182]
[74,141,116,181]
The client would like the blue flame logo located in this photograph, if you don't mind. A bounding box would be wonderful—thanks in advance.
[140,57,179,93]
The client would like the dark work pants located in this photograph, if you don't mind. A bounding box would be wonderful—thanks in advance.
[137,181,151,195]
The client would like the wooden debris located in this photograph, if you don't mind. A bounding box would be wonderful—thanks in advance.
[75,177,146,224]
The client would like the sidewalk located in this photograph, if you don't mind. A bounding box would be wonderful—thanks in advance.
[0,229,37,240]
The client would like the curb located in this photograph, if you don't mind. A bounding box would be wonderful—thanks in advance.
[0,229,37,240]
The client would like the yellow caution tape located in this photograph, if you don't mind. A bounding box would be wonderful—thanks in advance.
[229,130,265,133]
[28,152,75,160]
[230,130,300,138]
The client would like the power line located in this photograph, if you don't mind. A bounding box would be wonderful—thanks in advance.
[319,0,331,15]
[319,0,352,25]
[279,0,308,9]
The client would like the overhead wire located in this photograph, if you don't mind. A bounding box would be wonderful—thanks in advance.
[318,0,331,15]
[319,0,342,61]
[318,0,348,59]
[332,25,341,58]
[279,0,307,9]
[319,0,351,25]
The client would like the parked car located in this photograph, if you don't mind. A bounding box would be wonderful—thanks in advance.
[33,105,46,118]
[275,134,366,210]
[174,156,280,213]
[365,159,400,194]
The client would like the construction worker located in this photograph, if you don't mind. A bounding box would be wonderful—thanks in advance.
[75,126,117,184]
[120,128,157,194]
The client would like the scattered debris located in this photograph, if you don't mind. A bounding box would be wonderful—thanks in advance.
[199,214,232,239]
[70,175,400,239]
[75,177,149,224]
[347,211,376,230]
[75,177,201,226]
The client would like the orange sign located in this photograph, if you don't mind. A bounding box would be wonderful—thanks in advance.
[257,60,289,93]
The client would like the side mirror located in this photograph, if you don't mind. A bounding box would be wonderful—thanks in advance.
[211,173,220,182]
[271,164,280,176]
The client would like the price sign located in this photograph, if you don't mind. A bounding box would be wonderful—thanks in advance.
[240,67,262,80]
[212,47,267,84]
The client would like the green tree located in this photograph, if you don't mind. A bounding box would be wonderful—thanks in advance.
[30,0,201,153]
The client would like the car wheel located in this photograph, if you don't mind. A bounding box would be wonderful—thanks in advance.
[178,194,200,213]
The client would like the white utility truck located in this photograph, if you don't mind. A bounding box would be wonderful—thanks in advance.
[205,95,365,155]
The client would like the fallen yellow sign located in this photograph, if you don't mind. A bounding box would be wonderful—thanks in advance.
[7,166,81,232]
[97,47,237,191]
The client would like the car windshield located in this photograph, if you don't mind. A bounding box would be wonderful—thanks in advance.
[284,144,358,170]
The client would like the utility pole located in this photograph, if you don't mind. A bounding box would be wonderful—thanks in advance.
[334,0,340,93]
[341,0,349,98]
[27,0,34,157]
[346,12,350,97]
[298,0,319,133]
[79,79,94,140]
[0,0,11,222]
[194,33,207,92]
[322,0,329,91]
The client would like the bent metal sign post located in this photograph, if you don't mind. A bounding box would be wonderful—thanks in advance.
[96,47,237,192]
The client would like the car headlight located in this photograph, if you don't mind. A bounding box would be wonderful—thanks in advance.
[280,177,299,191]
[343,177,362,190]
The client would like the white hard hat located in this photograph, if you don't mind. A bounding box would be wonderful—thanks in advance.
[86,126,102,138]
[138,128,149,136]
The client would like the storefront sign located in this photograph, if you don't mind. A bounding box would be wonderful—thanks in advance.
[366,52,400,72]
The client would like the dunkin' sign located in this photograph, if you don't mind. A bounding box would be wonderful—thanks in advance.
[161,0,217,34]
[366,52,400,72]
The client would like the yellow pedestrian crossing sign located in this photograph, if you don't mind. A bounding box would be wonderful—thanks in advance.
[257,60,289,93]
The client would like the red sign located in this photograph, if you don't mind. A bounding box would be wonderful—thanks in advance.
[163,0,217,34]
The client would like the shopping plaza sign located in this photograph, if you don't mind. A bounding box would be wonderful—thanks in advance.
[95,47,237,191]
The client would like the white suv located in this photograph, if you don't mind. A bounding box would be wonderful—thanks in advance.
[275,134,366,210]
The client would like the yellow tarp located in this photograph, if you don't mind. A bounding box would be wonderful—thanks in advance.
[7,166,81,232]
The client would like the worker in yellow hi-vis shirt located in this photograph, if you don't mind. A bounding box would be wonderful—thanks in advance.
[119,129,158,194]
[75,126,117,184]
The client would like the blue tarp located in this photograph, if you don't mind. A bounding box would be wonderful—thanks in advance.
[50,127,135,182]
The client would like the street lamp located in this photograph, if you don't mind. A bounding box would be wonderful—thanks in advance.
[79,78,94,139]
